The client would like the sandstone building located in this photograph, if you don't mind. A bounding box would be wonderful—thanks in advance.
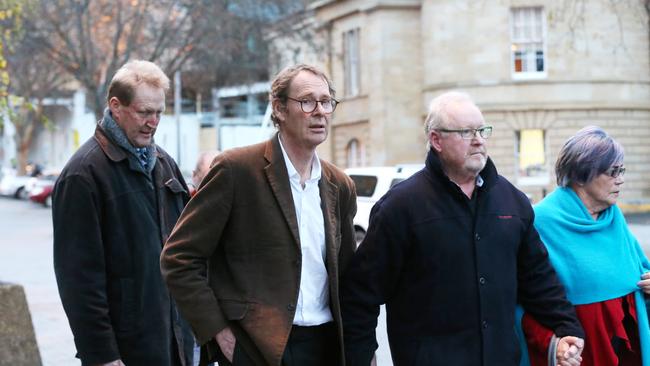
[270,0,650,202]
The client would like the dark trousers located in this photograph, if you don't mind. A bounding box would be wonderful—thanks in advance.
[219,322,340,366]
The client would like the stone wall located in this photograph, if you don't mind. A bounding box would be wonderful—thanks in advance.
[272,0,650,200]
[486,108,650,202]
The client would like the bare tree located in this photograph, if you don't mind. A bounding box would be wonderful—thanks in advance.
[22,0,211,119]
[4,0,313,171]
[19,0,313,117]
[178,0,314,104]
[5,37,69,174]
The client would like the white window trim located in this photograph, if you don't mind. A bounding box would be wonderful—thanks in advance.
[510,7,547,80]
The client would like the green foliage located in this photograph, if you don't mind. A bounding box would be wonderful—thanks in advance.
[0,0,23,127]
[4,95,51,130]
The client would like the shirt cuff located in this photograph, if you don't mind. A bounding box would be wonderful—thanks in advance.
[547,334,558,366]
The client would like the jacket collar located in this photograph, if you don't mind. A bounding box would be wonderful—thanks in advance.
[95,125,128,162]
[424,148,498,190]
[264,133,301,248]
[263,133,339,256]
[94,126,161,167]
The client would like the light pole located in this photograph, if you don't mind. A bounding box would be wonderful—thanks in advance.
[174,70,181,165]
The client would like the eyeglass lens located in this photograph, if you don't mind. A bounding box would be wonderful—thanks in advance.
[461,127,492,139]
[299,99,337,113]
[608,166,625,178]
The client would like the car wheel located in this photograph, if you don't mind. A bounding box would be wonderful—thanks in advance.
[44,195,52,208]
[354,228,366,246]
[15,187,28,200]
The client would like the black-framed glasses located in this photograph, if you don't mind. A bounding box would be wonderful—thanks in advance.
[287,97,339,114]
[437,125,493,140]
[605,165,626,178]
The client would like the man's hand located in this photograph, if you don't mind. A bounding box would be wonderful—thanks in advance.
[216,327,236,362]
[637,272,650,294]
[93,360,125,366]
[556,336,584,366]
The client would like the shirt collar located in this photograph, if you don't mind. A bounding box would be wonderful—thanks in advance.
[476,174,484,187]
[278,134,321,182]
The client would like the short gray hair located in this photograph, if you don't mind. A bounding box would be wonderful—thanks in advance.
[555,126,624,187]
[107,60,170,105]
[424,91,475,148]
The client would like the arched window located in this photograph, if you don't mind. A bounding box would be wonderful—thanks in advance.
[346,138,363,167]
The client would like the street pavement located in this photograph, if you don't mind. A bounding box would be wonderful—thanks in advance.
[1,196,650,366]
[0,197,76,365]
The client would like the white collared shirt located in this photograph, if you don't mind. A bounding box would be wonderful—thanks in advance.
[278,135,333,326]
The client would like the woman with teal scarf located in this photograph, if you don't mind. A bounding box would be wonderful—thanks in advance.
[519,126,650,365]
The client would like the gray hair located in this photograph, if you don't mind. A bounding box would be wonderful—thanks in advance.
[555,126,624,187]
[424,91,475,148]
[107,60,170,105]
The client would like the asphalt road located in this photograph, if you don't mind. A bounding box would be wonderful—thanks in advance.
[1,196,649,366]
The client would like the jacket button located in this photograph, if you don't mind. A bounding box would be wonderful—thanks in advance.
[482,320,488,329]
[287,304,295,312]
[479,277,486,285]
[475,233,481,241]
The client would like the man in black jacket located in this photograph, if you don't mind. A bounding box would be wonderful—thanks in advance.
[53,60,193,366]
[341,92,585,366]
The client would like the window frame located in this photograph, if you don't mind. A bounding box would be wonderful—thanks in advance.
[343,28,361,97]
[515,128,551,186]
[510,6,547,80]
[346,138,364,168]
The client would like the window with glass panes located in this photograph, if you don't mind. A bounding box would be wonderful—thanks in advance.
[343,28,360,96]
[510,7,545,77]
[515,129,550,185]
[346,138,364,167]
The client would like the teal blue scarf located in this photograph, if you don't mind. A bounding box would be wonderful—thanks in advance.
[518,187,650,365]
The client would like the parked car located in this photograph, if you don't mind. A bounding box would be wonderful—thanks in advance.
[345,164,423,244]
[29,174,59,207]
[0,169,38,199]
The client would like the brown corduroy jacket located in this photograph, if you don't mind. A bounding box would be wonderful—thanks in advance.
[161,134,357,366]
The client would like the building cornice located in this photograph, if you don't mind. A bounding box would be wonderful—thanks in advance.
[423,79,650,92]
[312,0,421,24]
[422,79,650,111]
[477,102,650,112]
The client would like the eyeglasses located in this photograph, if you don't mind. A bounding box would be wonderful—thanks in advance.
[605,165,626,178]
[437,125,493,140]
[287,97,339,114]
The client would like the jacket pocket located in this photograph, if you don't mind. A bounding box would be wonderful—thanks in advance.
[118,278,136,332]
[164,177,187,195]
[219,299,250,321]
[164,177,189,220]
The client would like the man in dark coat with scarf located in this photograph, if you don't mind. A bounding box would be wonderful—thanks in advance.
[53,60,193,366]
[341,91,585,366]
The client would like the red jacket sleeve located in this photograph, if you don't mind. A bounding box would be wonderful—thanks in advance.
[522,312,554,366]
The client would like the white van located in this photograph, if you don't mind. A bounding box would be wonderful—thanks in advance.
[345,164,423,243]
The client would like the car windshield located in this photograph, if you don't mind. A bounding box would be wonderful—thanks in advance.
[350,175,377,197]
